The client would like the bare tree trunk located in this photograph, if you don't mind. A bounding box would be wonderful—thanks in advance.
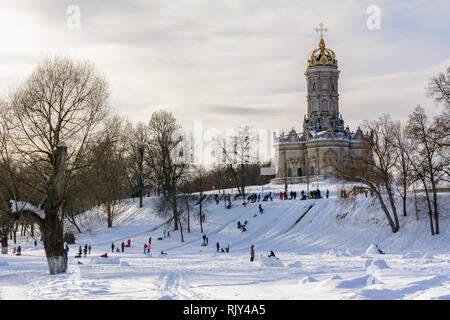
[413,184,419,221]
[199,192,204,234]
[1,234,8,254]
[40,144,68,275]
[375,190,399,233]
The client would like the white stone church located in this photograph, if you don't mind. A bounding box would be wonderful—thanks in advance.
[272,26,367,184]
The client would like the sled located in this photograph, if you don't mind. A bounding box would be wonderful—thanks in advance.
[201,243,207,246]
[157,237,163,240]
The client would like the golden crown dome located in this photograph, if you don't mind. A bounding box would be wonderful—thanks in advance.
[307,38,338,67]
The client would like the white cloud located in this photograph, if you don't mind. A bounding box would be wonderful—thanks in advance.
[0,0,448,134]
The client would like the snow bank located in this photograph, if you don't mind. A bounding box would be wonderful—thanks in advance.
[371,259,390,269]
[257,254,284,267]
[298,275,317,284]
[336,275,383,289]
[287,261,302,268]
[402,252,423,259]
[119,260,131,267]
[363,259,374,269]
[422,253,434,260]
[365,244,378,254]
[89,257,120,265]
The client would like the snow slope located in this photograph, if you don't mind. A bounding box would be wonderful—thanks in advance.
[0,180,449,300]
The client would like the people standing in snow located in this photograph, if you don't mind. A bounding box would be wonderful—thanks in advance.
[143,244,147,254]
[326,189,329,198]
[111,243,115,253]
[226,244,230,253]
[149,236,152,245]
[216,242,220,253]
[259,204,264,215]
[83,244,88,256]
[78,246,82,255]
[88,245,91,255]
[121,242,125,252]
[202,234,207,245]
[250,245,255,262]
[127,238,131,247]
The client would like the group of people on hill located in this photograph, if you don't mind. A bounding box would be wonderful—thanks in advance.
[216,241,230,253]
[249,245,278,262]
[75,244,92,258]
[111,238,131,253]
[12,246,21,256]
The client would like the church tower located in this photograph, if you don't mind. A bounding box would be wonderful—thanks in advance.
[303,25,343,133]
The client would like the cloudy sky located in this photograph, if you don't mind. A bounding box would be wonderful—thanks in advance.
[0,0,449,133]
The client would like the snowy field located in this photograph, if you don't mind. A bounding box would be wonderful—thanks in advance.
[0,180,449,300]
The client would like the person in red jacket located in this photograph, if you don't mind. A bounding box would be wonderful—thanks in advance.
[127,238,131,247]
[101,253,108,258]
[121,242,125,252]
[279,191,283,200]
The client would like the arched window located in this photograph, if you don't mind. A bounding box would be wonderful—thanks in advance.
[322,99,328,112]
[287,168,292,177]
[297,168,302,177]
[313,100,319,112]
[312,82,316,91]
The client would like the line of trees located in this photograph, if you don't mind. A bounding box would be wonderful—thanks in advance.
[337,67,449,235]
[0,56,271,274]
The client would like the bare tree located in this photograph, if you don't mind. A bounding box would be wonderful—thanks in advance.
[392,121,414,217]
[335,115,400,233]
[215,126,256,205]
[126,122,149,208]
[147,110,186,236]
[1,56,109,274]
[406,106,443,235]
[90,116,129,228]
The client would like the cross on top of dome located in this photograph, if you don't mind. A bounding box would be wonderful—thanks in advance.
[315,23,328,39]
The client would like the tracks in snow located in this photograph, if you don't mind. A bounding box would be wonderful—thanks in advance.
[284,203,316,233]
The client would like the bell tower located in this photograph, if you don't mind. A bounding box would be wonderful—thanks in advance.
[303,24,343,133]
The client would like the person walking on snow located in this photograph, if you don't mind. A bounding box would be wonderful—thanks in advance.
[149,237,152,245]
[376,244,385,254]
[143,244,147,254]
[202,234,207,245]
[163,229,166,238]
[216,242,220,253]
[88,245,91,255]
[127,238,131,247]
[121,242,125,252]
[146,244,151,253]
[250,245,255,262]
[111,243,115,253]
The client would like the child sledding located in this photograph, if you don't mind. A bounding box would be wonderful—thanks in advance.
[237,221,247,232]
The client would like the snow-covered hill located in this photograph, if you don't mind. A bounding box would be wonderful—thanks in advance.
[0,180,449,300]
